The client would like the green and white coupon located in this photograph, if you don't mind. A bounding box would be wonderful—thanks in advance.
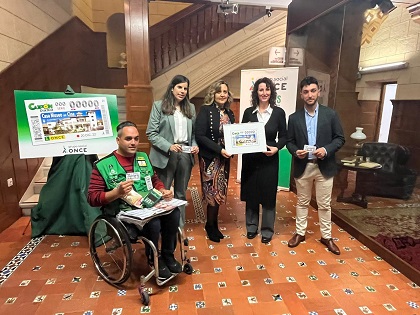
[15,90,120,158]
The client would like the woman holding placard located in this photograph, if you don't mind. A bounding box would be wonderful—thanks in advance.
[195,80,235,242]
[240,77,287,243]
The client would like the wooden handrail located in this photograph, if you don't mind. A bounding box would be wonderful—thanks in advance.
[149,4,209,38]
[149,3,266,78]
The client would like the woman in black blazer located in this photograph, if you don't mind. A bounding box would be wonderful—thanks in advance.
[195,80,235,242]
[240,77,287,243]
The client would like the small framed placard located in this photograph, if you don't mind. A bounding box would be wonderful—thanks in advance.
[223,122,267,154]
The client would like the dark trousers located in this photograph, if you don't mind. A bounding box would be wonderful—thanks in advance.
[245,200,276,239]
[125,207,180,261]
[155,152,192,228]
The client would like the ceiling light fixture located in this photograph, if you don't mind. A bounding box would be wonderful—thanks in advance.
[217,0,239,16]
[370,0,396,14]
[358,61,408,74]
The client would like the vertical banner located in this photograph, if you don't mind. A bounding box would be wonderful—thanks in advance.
[14,90,120,159]
[239,67,299,190]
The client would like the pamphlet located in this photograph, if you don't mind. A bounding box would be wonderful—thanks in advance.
[341,156,357,163]
[121,189,143,208]
[358,162,381,169]
[121,188,163,208]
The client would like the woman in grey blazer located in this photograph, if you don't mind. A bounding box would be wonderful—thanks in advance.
[146,75,199,228]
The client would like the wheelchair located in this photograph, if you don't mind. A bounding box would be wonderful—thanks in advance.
[88,212,193,305]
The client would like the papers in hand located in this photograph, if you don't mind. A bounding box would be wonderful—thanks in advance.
[118,198,187,220]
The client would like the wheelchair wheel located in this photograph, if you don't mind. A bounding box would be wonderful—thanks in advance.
[140,291,150,306]
[89,215,133,285]
[183,262,193,275]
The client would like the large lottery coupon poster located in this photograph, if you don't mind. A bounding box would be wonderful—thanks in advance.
[15,90,120,158]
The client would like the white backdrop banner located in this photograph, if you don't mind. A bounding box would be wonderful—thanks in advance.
[237,67,299,188]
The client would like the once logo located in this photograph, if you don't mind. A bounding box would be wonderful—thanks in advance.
[68,147,88,153]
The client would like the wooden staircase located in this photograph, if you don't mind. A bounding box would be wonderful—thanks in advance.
[152,9,288,99]
[149,3,267,79]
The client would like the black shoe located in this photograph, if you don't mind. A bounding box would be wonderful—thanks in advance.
[205,223,221,243]
[215,224,224,239]
[261,236,272,244]
[157,257,171,280]
[162,253,182,274]
[247,232,257,239]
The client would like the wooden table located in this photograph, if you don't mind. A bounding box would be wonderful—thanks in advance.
[336,162,382,208]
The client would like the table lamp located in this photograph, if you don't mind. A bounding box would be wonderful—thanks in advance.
[350,127,367,157]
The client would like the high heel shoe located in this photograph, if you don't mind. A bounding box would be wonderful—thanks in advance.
[205,223,220,243]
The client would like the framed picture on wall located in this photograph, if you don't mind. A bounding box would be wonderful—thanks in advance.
[307,69,330,106]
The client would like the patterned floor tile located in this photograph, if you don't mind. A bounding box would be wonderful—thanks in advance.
[0,161,417,314]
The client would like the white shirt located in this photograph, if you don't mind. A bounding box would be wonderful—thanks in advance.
[173,109,188,143]
[252,106,273,125]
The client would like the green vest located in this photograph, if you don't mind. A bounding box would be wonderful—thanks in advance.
[95,152,155,215]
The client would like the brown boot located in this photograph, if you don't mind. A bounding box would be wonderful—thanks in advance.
[287,234,305,248]
[320,238,340,255]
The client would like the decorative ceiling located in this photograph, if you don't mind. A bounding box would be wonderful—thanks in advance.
[361,7,389,46]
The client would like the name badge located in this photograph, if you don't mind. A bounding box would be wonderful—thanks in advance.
[126,172,140,181]
[138,160,147,167]
[145,175,153,190]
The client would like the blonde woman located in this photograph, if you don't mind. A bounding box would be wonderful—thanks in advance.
[195,80,235,242]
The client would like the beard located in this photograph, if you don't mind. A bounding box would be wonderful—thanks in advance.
[304,96,318,107]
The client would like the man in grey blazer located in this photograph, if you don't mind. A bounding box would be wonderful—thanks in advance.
[286,76,345,255]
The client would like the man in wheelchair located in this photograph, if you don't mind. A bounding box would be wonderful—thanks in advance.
[87,121,182,281]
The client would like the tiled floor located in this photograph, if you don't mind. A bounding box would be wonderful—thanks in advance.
[0,158,419,315]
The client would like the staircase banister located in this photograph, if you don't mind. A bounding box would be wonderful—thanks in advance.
[149,4,267,78]
[149,3,212,38]
[151,11,267,80]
